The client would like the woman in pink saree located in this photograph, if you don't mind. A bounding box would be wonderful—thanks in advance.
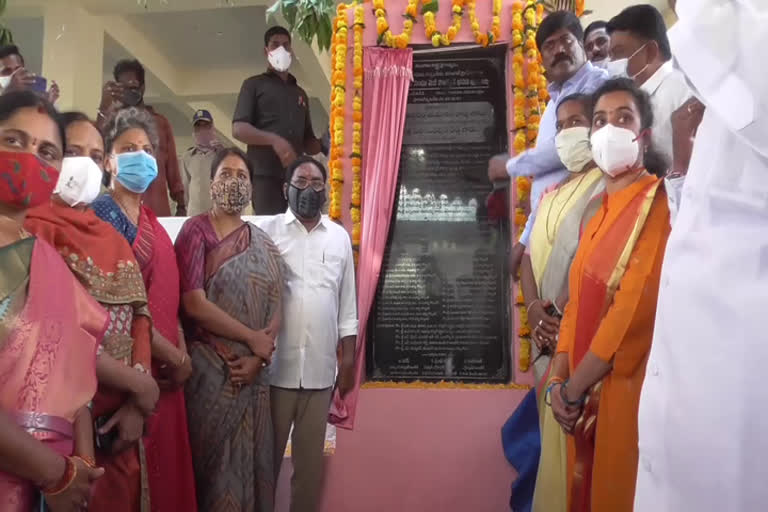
[0,91,108,512]
[92,107,197,511]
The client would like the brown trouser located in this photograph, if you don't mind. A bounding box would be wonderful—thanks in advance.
[271,386,332,512]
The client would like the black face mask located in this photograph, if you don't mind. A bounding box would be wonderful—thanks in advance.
[122,87,143,107]
[288,184,325,220]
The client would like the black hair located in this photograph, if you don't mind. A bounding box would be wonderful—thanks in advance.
[0,45,23,65]
[584,21,608,41]
[113,59,146,86]
[264,26,291,47]
[556,93,593,118]
[535,10,584,53]
[60,111,104,145]
[607,5,672,61]
[591,78,667,176]
[0,90,65,152]
[285,155,327,183]
[209,146,254,182]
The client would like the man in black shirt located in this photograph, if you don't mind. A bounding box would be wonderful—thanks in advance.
[233,26,322,215]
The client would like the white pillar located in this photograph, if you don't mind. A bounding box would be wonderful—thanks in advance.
[41,4,104,116]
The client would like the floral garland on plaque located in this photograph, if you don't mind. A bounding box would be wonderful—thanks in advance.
[511,0,548,373]
[467,0,502,46]
[421,0,466,47]
[350,2,364,261]
[328,4,348,221]
[374,0,419,49]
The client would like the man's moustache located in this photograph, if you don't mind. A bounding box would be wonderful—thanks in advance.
[553,54,573,66]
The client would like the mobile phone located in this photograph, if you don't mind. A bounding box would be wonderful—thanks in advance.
[31,76,47,94]
[93,414,118,453]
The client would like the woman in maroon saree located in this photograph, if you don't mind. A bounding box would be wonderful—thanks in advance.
[176,147,285,512]
[92,107,197,511]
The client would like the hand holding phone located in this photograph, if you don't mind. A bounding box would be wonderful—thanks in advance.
[31,76,47,94]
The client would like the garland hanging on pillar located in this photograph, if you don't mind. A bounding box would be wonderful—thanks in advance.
[329,4,348,221]
[350,2,364,262]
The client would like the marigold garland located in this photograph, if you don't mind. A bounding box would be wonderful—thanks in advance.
[421,0,466,47]
[350,2,364,256]
[374,0,419,49]
[328,4,348,221]
[467,0,501,47]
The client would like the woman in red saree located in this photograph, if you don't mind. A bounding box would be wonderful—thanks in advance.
[176,147,284,511]
[25,112,161,512]
[549,79,671,512]
[0,91,108,511]
[92,107,197,512]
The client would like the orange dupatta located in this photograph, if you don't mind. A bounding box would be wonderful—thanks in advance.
[561,174,668,512]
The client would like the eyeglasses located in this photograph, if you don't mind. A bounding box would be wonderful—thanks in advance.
[291,177,325,192]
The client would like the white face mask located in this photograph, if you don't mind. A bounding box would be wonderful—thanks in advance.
[268,46,292,72]
[0,75,11,90]
[555,126,593,173]
[605,43,649,79]
[54,156,104,207]
[590,124,642,177]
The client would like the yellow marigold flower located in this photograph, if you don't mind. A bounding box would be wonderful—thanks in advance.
[446,26,458,40]
[350,207,361,223]
[395,34,408,49]
[376,17,388,35]
[337,3,347,14]
[352,111,363,122]
[353,79,363,89]
[406,3,418,18]
[353,55,362,69]
[478,32,488,46]
[353,131,361,144]
[404,19,413,31]
[432,34,441,47]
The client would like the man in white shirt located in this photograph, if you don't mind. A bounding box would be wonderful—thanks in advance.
[606,4,691,167]
[634,1,768,511]
[259,156,357,512]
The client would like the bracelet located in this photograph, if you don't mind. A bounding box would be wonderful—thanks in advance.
[560,379,586,407]
[96,110,106,119]
[73,455,96,468]
[42,456,77,496]
[526,299,541,316]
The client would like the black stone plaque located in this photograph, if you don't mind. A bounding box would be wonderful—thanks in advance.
[367,46,510,383]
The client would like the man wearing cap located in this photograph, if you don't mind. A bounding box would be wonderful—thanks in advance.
[232,26,322,215]
[182,109,222,217]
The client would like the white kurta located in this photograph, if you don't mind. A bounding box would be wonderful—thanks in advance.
[635,1,768,511]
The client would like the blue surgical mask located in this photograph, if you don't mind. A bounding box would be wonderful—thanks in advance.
[115,150,158,193]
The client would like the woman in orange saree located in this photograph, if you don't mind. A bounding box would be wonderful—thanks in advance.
[0,91,108,511]
[549,78,671,512]
[25,112,160,512]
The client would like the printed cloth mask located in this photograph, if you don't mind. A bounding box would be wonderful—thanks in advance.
[0,151,60,209]
[268,46,292,73]
[288,184,325,219]
[211,176,251,214]
[590,124,642,177]
[114,150,158,193]
[555,126,593,173]
[605,42,650,79]
[54,156,103,206]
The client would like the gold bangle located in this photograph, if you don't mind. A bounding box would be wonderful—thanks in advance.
[526,299,541,316]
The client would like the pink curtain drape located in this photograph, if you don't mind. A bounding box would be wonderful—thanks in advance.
[330,47,413,430]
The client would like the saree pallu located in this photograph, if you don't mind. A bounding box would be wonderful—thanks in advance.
[558,175,670,512]
[0,239,107,512]
[178,219,284,512]
[91,196,197,512]
[97,197,197,512]
[526,169,604,512]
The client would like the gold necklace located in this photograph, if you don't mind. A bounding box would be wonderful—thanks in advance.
[545,173,589,244]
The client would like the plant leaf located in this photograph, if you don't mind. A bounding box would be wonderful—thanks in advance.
[421,0,439,14]
[265,0,281,21]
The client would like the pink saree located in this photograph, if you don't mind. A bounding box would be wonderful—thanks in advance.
[0,238,107,511]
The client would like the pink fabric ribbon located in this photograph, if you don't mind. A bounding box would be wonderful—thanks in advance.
[329,48,413,430]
